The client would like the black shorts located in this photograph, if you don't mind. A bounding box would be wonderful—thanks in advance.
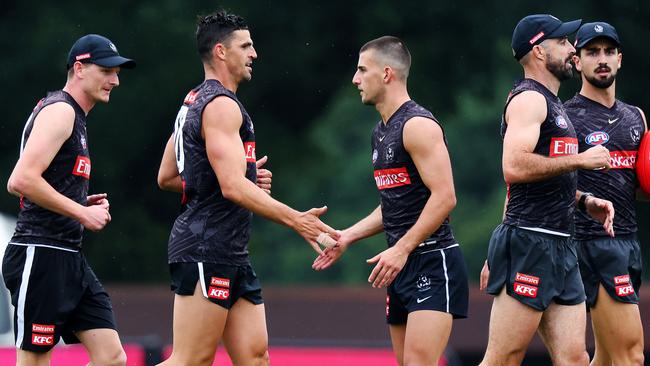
[577,234,642,308]
[486,224,585,311]
[386,244,468,325]
[170,262,263,309]
[2,244,116,352]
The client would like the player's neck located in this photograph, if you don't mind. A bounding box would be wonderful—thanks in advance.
[579,82,616,109]
[62,84,94,115]
[204,65,239,93]
[376,89,411,124]
[524,65,561,96]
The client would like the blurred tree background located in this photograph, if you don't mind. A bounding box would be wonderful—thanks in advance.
[1,0,648,284]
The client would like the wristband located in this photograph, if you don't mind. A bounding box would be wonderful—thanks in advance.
[578,192,594,213]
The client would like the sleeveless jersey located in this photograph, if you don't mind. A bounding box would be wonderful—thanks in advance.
[371,100,456,250]
[502,79,578,234]
[11,90,90,249]
[565,94,645,240]
[168,79,256,265]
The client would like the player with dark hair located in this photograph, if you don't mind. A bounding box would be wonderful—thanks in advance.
[157,10,338,366]
[4,34,135,366]
[567,21,646,365]
[313,35,468,365]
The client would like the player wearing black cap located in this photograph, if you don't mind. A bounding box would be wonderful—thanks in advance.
[156,10,339,366]
[479,15,616,365]
[566,21,646,366]
[312,36,468,366]
[3,34,135,366]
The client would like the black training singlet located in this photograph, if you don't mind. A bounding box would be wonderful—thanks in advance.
[168,79,256,265]
[565,94,645,240]
[502,79,578,234]
[371,100,456,250]
[11,91,90,250]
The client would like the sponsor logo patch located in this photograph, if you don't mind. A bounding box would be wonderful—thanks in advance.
[616,284,634,297]
[208,286,230,300]
[549,137,578,157]
[515,272,540,286]
[609,151,637,169]
[514,282,538,298]
[210,277,230,288]
[72,155,91,179]
[555,116,568,129]
[32,324,55,334]
[31,334,54,346]
[614,274,630,285]
[244,141,256,162]
[75,53,91,61]
[374,167,411,189]
[585,131,609,145]
[183,90,199,104]
[529,31,545,44]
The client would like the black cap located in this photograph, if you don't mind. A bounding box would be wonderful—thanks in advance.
[511,14,582,60]
[574,22,620,50]
[67,34,136,70]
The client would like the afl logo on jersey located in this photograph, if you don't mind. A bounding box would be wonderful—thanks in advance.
[585,131,609,145]
[554,115,568,129]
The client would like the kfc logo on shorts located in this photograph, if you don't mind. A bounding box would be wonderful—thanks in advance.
[513,282,538,298]
[515,272,540,286]
[183,90,199,105]
[614,274,630,285]
[616,284,634,297]
[609,151,636,169]
[32,324,55,334]
[31,334,54,346]
[374,167,411,189]
[549,137,578,157]
[210,277,230,288]
[208,286,230,300]
[244,141,256,163]
[72,156,91,179]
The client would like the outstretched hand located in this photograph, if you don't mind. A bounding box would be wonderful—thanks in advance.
[294,206,340,255]
[312,230,348,270]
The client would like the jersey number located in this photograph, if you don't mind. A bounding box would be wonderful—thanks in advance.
[173,106,189,173]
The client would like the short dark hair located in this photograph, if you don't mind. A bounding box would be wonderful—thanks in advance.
[360,36,411,80]
[196,10,248,62]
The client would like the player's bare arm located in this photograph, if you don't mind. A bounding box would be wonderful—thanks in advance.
[367,116,456,288]
[7,102,110,231]
[503,91,611,183]
[312,205,384,271]
[204,96,338,253]
[158,134,183,193]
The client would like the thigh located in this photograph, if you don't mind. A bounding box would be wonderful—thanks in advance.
[222,299,268,366]
[389,324,406,366]
[403,310,452,365]
[590,284,643,356]
[483,288,543,365]
[537,301,587,365]
[167,282,228,366]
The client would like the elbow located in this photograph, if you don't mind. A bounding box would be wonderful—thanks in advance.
[503,165,524,184]
[220,182,242,203]
[7,174,27,197]
[448,192,457,211]
[157,175,169,191]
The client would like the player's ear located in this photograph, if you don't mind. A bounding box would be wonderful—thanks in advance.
[572,54,582,72]
[617,51,622,70]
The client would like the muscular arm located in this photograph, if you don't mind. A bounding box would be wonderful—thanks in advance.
[204,96,337,252]
[503,91,609,183]
[7,103,109,231]
[157,134,183,192]
[366,117,457,287]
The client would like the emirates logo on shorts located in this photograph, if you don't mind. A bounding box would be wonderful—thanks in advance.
[513,273,539,298]
[32,324,55,334]
[210,277,230,288]
[614,274,630,285]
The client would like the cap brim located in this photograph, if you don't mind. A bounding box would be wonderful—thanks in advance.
[548,19,582,38]
[575,35,620,50]
[93,56,136,69]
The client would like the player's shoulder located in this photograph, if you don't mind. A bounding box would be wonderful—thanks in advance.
[505,90,547,124]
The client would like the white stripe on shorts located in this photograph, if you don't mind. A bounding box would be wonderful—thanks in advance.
[440,249,450,313]
[15,245,36,348]
[197,262,208,298]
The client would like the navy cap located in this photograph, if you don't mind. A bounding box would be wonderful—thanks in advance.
[574,22,620,50]
[67,34,136,70]
[511,14,582,60]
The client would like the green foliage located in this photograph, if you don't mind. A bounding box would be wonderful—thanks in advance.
[1,0,649,285]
